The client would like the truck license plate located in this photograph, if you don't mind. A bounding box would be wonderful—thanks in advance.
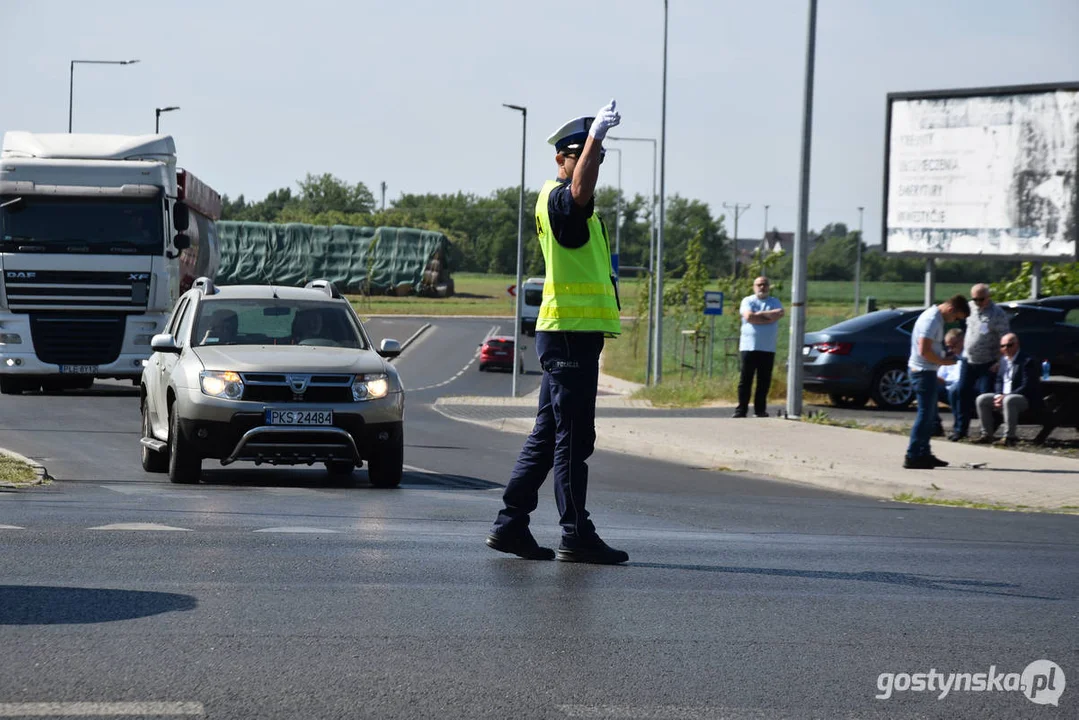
[265,409,333,426]
[60,365,98,374]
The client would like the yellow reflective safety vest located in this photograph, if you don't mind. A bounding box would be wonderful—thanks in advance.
[534,179,622,335]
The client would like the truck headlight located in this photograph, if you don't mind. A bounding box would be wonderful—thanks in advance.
[200,371,244,400]
[0,333,22,345]
[352,372,389,401]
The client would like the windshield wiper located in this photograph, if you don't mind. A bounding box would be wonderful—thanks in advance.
[0,197,24,210]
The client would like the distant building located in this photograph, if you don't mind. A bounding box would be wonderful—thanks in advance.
[734,231,800,266]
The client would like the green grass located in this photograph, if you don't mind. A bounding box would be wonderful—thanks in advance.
[0,454,38,485]
[892,492,1079,514]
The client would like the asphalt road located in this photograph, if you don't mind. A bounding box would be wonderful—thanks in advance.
[1,316,1076,719]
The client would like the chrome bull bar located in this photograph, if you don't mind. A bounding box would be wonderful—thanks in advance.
[221,426,361,466]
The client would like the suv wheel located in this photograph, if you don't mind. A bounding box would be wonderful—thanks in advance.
[367,432,403,489]
[167,409,201,484]
[871,364,914,410]
[141,399,168,473]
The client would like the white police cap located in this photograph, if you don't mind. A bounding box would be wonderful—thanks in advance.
[547,116,594,153]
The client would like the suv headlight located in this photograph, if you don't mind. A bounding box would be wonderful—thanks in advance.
[200,371,244,400]
[352,372,389,401]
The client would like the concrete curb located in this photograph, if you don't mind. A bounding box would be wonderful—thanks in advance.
[427,407,1079,510]
[399,322,432,352]
[0,447,51,488]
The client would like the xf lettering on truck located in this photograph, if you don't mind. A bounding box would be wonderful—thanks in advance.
[128,273,150,281]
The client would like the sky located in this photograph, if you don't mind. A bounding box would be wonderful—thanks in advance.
[2,0,1077,244]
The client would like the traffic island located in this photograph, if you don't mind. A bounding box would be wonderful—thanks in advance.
[0,448,51,488]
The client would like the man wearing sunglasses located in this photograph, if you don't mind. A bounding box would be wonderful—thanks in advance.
[956,283,1010,440]
[487,99,629,565]
[974,333,1042,446]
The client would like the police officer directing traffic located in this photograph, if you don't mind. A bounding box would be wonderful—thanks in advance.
[486,99,629,565]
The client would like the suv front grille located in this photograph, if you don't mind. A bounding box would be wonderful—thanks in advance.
[30,314,125,365]
[242,386,354,403]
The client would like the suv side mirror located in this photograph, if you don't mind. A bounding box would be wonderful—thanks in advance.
[378,338,401,358]
[173,202,190,231]
[150,333,181,354]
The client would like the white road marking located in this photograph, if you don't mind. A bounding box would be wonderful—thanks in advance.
[0,701,204,716]
[252,526,341,533]
[557,705,771,720]
[407,324,498,392]
[87,523,192,532]
[0,524,24,530]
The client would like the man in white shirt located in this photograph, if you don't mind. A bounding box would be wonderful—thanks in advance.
[733,276,784,418]
[904,295,970,469]
[933,329,964,437]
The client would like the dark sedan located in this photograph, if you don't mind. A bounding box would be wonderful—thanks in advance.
[802,297,1079,410]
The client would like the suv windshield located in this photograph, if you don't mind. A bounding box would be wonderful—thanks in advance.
[0,194,164,255]
[193,299,366,349]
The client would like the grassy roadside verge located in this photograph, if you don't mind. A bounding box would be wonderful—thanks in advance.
[0,452,40,486]
[892,492,1079,515]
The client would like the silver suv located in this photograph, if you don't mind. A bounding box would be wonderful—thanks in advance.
[139,278,405,487]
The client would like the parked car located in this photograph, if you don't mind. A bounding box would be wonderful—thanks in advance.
[139,278,405,487]
[802,297,1079,410]
[478,335,524,373]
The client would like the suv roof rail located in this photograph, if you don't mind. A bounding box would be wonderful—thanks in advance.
[304,279,342,299]
[192,277,217,295]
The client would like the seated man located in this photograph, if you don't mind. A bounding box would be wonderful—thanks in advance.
[199,309,238,345]
[974,333,1042,446]
[934,329,964,438]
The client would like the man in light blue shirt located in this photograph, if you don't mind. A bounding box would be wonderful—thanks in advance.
[905,295,969,469]
[734,276,784,418]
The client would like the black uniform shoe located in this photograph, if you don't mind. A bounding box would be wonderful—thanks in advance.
[755,411,770,418]
[927,455,949,467]
[932,427,945,437]
[902,456,935,469]
[555,537,629,565]
[732,410,747,419]
[485,531,555,560]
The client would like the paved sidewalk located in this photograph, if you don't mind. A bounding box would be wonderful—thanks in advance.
[435,376,1079,512]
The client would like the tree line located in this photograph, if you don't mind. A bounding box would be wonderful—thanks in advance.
[221,173,1060,289]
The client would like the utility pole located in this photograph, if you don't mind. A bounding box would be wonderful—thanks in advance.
[723,202,750,277]
[653,0,669,385]
[854,206,864,315]
[380,181,387,212]
[785,0,818,420]
[502,104,527,398]
[763,205,770,241]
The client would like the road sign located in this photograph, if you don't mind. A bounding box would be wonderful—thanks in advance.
[507,285,516,297]
[611,253,619,277]
[704,291,724,316]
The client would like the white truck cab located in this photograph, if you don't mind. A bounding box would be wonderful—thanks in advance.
[0,132,220,394]
[520,276,544,336]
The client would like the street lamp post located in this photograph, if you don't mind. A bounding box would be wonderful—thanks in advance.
[608,135,658,385]
[605,147,623,260]
[155,106,180,134]
[654,0,669,385]
[786,0,818,419]
[503,103,527,398]
[68,59,139,133]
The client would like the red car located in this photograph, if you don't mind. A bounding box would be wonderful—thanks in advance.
[478,335,524,373]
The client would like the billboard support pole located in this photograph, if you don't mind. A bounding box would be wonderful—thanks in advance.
[1031,262,1042,299]
[924,258,936,307]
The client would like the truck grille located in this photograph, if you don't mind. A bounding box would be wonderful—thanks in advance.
[29,315,126,365]
[4,270,150,311]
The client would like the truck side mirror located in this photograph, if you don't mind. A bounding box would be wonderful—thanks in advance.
[173,202,190,231]
[173,233,191,251]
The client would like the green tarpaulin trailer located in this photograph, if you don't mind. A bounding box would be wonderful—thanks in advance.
[215,221,453,296]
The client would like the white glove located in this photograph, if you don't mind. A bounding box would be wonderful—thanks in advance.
[589,99,621,141]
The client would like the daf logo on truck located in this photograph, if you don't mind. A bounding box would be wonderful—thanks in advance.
[0,130,222,396]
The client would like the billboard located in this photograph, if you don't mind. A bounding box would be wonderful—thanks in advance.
[883,82,1079,260]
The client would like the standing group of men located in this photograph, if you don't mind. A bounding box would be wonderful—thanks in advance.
[905,283,1043,469]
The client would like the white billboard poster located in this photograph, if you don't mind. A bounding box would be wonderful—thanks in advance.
[884,86,1079,259]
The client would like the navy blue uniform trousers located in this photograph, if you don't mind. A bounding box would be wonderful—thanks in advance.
[493,330,603,542]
